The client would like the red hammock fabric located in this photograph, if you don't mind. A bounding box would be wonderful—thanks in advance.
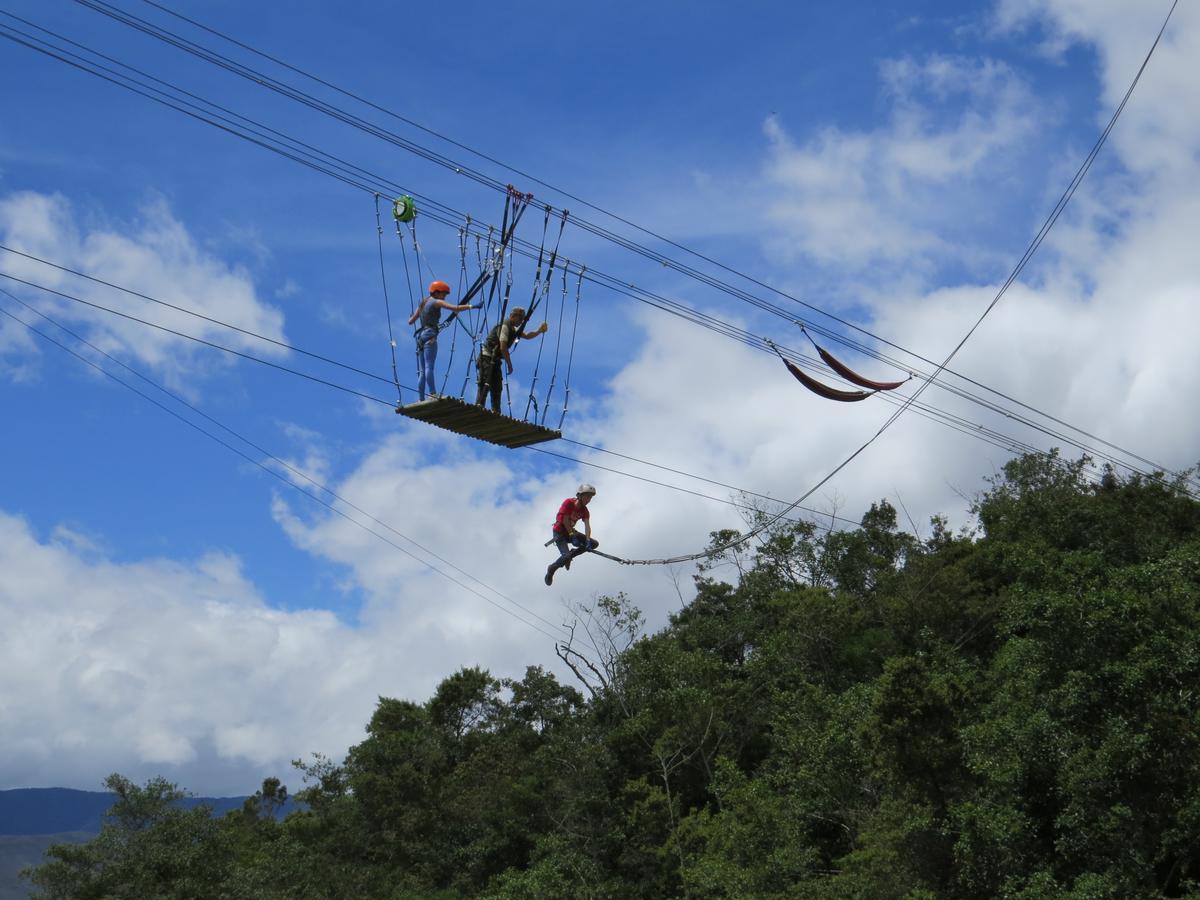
[783,358,872,402]
[816,346,906,391]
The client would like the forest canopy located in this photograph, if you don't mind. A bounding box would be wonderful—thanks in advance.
[25,452,1200,898]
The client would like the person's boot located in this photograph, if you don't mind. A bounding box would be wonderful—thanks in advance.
[544,563,556,586]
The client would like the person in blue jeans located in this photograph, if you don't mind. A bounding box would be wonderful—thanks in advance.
[407,280,474,400]
[545,483,599,585]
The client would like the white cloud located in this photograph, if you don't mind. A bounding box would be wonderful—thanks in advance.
[3,2,1199,803]
[0,303,40,383]
[0,510,378,795]
[993,1,1200,176]
[0,191,287,393]
[759,53,1042,273]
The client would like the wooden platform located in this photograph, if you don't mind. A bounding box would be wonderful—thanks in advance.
[396,395,562,448]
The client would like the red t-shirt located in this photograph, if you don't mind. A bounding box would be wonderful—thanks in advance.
[553,497,590,534]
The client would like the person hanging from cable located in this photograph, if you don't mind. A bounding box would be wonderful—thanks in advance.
[475,306,548,413]
[408,280,474,401]
[545,483,599,585]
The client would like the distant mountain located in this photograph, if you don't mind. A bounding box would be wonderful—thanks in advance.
[0,788,248,836]
[0,833,91,900]
[0,788,266,900]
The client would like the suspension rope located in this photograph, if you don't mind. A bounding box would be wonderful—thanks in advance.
[0,293,569,641]
[523,209,570,421]
[6,4,1181,493]
[12,1,1182,488]
[374,194,404,404]
[520,207,553,421]
[557,265,584,430]
[586,0,1180,567]
[541,260,569,426]
[437,220,471,398]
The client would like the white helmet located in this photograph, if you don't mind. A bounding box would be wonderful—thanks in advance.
[577,483,597,496]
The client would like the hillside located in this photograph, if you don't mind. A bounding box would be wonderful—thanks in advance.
[19,454,1200,898]
[0,789,257,900]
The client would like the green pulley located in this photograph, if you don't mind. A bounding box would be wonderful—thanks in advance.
[392,195,417,223]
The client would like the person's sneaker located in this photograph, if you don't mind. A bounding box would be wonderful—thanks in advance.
[544,566,555,586]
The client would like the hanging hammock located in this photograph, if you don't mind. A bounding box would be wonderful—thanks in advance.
[783,356,873,402]
[799,324,910,392]
[814,345,907,391]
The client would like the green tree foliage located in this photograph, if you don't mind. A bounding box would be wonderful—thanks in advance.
[25,454,1200,898]
[24,774,230,899]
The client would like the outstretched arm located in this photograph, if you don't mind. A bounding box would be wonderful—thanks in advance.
[520,322,549,340]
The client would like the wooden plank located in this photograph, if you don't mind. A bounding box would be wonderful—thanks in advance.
[395,396,561,448]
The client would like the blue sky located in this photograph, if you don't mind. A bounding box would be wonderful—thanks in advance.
[1,0,1196,795]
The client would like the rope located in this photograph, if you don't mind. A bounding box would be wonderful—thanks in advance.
[16,0,1184,489]
[587,0,1179,567]
[523,210,570,422]
[520,207,553,421]
[557,265,584,430]
[373,194,403,404]
[460,226,494,399]
[437,221,471,398]
[541,260,569,426]
[0,292,568,641]
[391,212,421,392]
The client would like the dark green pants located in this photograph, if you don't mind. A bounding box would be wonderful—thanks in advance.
[475,354,502,411]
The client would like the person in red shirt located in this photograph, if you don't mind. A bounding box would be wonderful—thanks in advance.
[545,483,598,585]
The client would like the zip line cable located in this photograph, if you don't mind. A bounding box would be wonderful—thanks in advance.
[0,287,578,645]
[0,254,1084,483]
[2,265,1063,533]
[530,445,860,530]
[0,11,1186,491]
[593,0,1180,566]
[3,262,1152,586]
[876,0,1182,440]
[0,270,399,408]
[3,265,1136,547]
[0,11,1178,487]
[0,243,396,387]
[1,247,1177,512]
[72,0,1192,483]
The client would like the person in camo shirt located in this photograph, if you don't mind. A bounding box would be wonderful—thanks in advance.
[475,306,548,413]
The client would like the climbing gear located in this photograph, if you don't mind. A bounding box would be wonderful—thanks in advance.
[429,279,451,295]
[577,483,596,496]
[392,195,416,223]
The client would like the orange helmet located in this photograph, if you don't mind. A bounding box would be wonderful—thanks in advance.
[429,280,451,295]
